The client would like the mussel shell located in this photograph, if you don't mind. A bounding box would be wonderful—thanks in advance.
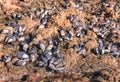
[14,60,26,66]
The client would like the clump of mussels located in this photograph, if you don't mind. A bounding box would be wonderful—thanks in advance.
[0,0,120,75]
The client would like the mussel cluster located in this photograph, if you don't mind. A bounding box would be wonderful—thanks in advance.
[0,0,120,74]
[1,7,66,73]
